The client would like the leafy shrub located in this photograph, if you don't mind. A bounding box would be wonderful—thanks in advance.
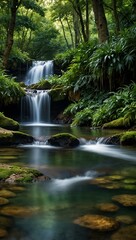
[0,70,25,105]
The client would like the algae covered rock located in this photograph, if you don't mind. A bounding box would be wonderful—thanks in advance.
[1,206,39,217]
[0,112,19,130]
[74,214,119,232]
[103,117,131,129]
[30,80,52,90]
[96,203,119,212]
[0,128,34,145]
[47,133,80,148]
[120,131,136,146]
[111,225,136,240]
[0,164,50,183]
[112,194,136,207]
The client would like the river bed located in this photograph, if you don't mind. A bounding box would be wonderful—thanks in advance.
[0,124,136,240]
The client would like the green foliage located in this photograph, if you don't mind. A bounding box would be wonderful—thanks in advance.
[0,70,25,105]
[71,108,93,127]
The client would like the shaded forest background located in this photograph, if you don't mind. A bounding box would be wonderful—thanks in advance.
[0,0,136,128]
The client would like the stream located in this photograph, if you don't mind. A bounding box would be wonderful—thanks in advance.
[0,124,136,240]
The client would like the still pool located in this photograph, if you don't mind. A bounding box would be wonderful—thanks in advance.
[0,124,136,240]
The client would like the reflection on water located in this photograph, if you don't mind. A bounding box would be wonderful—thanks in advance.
[0,125,136,239]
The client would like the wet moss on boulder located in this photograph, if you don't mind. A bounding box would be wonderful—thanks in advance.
[0,164,50,183]
[0,112,19,130]
[103,117,131,129]
[0,128,34,145]
[29,80,52,90]
[120,131,136,146]
[47,133,80,148]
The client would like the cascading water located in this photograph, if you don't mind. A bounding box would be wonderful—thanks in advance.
[25,60,53,85]
[21,61,53,124]
[21,90,50,124]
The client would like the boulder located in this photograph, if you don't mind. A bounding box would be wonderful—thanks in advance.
[74,214,119,232]
[0,128,34,145]
[0,112,19,130]
[47,133,80,148]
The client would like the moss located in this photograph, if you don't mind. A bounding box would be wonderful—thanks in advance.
[120,131,136,146]
[103,117,131,129]
[0,164,44,183]
[0,112,19,130]
[48,133,80,148]
[0,128,34,145]
[30,80,52,90]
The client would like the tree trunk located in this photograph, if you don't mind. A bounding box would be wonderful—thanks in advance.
[85,0,90,41]
[65,14,74,48]
[2,0,22,69]
[112,0,120,34]
[92,0,109,43]
[73,8,81,47]
[74,0,87,42]
[59,16,70,49]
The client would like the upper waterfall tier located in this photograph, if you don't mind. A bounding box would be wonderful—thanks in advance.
[25,60,53,85]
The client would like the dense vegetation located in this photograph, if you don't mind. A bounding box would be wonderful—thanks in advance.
[0,0,136,129]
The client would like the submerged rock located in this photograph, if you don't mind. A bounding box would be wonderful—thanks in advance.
[1,206,39,218]
[74,214,119,232]
[47,133,80,148]
[116,215,135,225]
[112,194,136,207]
[96,203,119,212]
[0,197,9,206]
[0,189,16,198]
[111,225,136,240]
[0,228,8,238]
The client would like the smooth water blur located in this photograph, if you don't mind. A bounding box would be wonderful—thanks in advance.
[0,125,136,240]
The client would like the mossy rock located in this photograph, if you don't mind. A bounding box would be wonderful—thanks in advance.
[47,133,80,148]
[0,112,19,130]
[30,80,52,90]
[1,206,39,217]
[49,87,67,101]
[111,225,136,240]
[112,194,136,207]
[0,128,34,145]
[103,117,131,129]
[0,164,50,183]
[74,214,119,232]
[96,203,119,212]
[120,131,136,146]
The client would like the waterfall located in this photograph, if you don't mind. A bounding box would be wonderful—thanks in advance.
[25,60,53,85]
[21,90,50,124]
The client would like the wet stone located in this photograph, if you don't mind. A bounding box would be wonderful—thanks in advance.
[116,215,135,225]
[0,228,8,238]
[111,225,136,240]
[96,203,119,212]
[1,206,40,218]
[0,189,16,198]
[112,194,136,207]
[0,197,9,206]
[74,214,119,232]
[0,216,13,227]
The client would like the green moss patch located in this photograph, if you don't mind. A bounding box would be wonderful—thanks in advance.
[103,117,131,129]
[0,164,46,183]
[47,133,80,148]
[120,131,136,146]
[30,80,52,90]
[0,128,34,145]
[0,112,19,130]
